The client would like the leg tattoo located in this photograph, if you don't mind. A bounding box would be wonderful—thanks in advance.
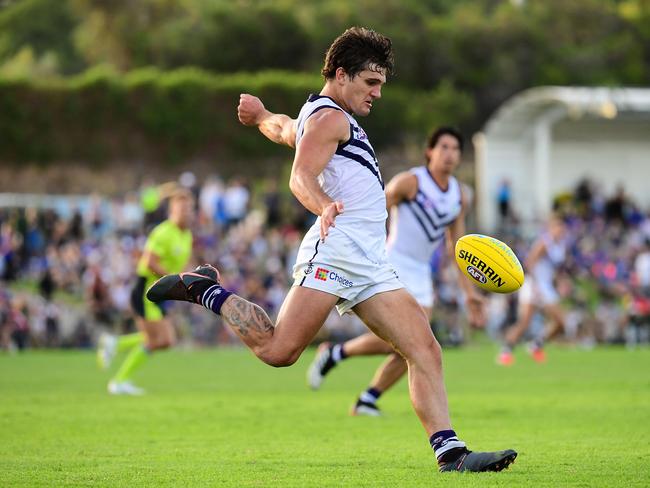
[220,295,274,338]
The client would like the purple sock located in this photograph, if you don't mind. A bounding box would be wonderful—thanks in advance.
[199,284,233,315]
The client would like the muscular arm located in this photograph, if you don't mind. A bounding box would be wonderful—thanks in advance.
[239,93,347,240]
[289,109,347,214]
[238,94,297,148]
[289,109,349,239]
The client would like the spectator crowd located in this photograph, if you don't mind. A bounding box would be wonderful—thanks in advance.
[1,174,649,351]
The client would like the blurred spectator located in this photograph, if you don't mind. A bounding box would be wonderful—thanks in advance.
[604,184,629,225]
[497,179,512,224]
[43,301,61,348]
[263,178,282,228]
[222,177,250,228]
[634,239,650,288]
[114,193,144,235]
[1,174,650,351]
[39,268,55,301]
[9,297,30,351]
[199,175,225,227]
[574,178,593,217]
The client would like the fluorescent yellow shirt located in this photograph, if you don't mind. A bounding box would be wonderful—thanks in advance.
[137,220,193,281]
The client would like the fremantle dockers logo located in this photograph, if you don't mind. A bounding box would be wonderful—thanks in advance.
[466,265,488,284]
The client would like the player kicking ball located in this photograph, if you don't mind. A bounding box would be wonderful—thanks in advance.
[306,127,487,417]
[147,27,516,473]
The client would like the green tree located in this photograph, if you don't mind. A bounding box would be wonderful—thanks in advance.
[0,0,82,74]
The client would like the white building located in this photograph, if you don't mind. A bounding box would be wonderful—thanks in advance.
[474,86,650,231]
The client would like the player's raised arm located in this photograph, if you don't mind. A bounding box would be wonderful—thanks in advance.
[238,94,297,148]
[290,108,349,241]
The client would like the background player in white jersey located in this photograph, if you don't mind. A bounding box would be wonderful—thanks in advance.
[306,127,486,416]
[147,27,516,472]
[498,216,568,366]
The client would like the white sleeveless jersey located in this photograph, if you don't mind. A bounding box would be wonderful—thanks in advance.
[532,234,566,283]
[386,166,462,263]
[295,94,387,262]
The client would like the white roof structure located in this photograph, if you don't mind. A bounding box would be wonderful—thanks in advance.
[474,86,650,231]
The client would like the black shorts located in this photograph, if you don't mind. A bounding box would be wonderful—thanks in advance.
[130,276,167,320]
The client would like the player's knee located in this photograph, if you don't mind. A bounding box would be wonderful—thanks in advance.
[409,337,442,370]
[261,352,299,368]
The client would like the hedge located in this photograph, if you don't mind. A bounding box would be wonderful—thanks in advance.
[0,67,474,166]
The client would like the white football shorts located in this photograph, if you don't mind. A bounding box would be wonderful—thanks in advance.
[387,249,434,308]
[293,226,403,315]
[518,277,559,306]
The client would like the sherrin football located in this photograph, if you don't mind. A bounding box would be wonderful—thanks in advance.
[455,234,524,293]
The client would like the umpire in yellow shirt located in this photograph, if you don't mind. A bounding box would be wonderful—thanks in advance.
[98,187,194,395]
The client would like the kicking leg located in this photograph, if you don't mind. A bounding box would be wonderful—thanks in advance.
[147,265,337,367]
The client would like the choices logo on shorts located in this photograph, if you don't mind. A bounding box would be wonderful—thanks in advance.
[315,267,329,281]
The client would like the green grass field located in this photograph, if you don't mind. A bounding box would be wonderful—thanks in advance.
[1,344,649,487]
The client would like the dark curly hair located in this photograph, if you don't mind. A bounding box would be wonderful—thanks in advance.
[427,126,464,153]
[321,27,394,80]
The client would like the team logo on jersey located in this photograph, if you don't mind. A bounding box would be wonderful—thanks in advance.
[417,193,438,213]
[304,263,314,275]
[357,127,368,141]
[315,268,329,281]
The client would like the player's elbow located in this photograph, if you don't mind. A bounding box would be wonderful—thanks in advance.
[282,124,296,148]
[289,172,306,200]
[289,174,299,196]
